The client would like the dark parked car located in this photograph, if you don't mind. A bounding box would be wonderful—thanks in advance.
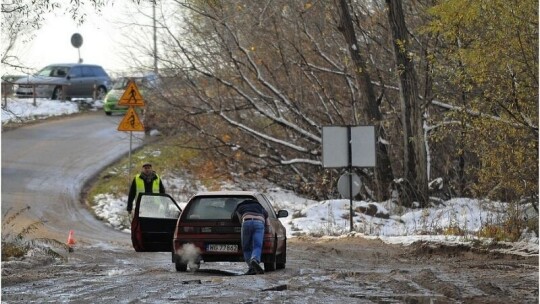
[130,191,288,273]
[14,63,112,100]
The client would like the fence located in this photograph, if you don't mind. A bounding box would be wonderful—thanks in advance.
[1,82,70,107]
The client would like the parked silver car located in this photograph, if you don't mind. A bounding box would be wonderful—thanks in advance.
[15,63,112,100]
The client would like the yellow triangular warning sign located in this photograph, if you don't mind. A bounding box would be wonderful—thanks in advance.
[117,107,145,132]
[118,80,145,106]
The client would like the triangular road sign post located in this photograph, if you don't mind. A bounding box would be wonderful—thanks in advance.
[118,79,145,106]
[117,107,145,132]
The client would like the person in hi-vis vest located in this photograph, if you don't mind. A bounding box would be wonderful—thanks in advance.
[127,163,166,215]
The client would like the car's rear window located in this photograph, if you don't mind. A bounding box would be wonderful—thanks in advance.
[91,66,108,77]
[184,196,254,220]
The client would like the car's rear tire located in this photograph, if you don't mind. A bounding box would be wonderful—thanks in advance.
[96,86,107,100]
[264,256,277,272]
[276,242,286,269]
[105,111,112,116]
[173,253,187,272]
[175,260,187,272]
[264,236,280,272]
[52,86,63,100]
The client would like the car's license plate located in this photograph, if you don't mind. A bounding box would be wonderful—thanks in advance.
[206,244,238,252]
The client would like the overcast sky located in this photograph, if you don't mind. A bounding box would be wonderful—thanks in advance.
[16,0,154,75]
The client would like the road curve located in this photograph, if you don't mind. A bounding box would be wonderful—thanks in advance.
[1,112,143,245]
[2,115,538,304]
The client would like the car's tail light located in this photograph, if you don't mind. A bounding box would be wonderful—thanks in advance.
[263,224,275,250]
[263,237,275,250]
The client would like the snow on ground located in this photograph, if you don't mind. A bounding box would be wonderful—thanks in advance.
[93,181,539,257]
[1,97,97,124]
[3,98,538,256]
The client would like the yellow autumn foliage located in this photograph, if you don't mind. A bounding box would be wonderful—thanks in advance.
[425,0,538,201]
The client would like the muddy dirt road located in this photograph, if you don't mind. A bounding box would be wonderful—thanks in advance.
[2,236,538,303]
[2,113,538,303]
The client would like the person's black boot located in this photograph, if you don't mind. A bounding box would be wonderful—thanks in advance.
[250,259,264,274]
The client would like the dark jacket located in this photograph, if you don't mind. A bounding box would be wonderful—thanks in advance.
[232,199,268,222]
[127,171,165,212]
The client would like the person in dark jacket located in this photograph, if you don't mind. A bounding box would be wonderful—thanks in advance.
[127,163,165,214]
[232,199,268,275]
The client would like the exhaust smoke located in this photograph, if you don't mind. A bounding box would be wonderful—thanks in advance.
[177,243,201,272]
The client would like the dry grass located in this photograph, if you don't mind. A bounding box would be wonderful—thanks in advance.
[1,206,66,261]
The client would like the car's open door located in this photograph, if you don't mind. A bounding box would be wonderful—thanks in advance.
[131,193,182,252]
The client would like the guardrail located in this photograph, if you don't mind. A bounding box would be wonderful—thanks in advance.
[1,82,70,107]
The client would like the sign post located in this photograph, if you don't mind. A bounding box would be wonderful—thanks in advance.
[117,79,146,179]
[71,33,83,63]
[322,126,376,232]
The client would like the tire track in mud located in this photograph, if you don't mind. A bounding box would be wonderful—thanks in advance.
[282,239,453,303]
[2,237,538,303]
[287,237,538,303]
[404,242,539,303]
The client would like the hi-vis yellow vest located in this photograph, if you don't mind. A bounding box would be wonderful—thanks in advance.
[135,174,161,198]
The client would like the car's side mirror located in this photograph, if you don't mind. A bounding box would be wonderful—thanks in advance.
[277,210,288,218]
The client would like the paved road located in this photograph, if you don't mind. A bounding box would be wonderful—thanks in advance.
[1,112,143,243]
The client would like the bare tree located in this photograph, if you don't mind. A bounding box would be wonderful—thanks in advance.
[145,0,398,198]
[1,0,106,73]
[138,0,534,206]
[136,0,437,202]
[334,0,394,201]
[385,0,428,205]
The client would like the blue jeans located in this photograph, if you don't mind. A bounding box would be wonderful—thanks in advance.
[241,219,265,265]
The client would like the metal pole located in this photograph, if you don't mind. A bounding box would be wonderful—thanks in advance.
[153,0,158,75]
[348,126,353,232]
[129,132,133,181]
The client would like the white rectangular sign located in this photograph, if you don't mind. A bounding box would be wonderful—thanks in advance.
[322,126,376,168]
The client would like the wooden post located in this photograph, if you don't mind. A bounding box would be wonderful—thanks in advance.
[2,83,7,107]
[32,85,37,106]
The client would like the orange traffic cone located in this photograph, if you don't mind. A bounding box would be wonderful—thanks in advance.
[67,230,76,252]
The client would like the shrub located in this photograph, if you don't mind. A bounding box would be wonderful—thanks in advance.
[1,206,66,261]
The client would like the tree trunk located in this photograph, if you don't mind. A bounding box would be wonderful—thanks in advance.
[386,0,428,206]
[336,0,394,201]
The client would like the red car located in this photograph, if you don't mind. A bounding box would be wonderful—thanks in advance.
[131,191,288,272]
